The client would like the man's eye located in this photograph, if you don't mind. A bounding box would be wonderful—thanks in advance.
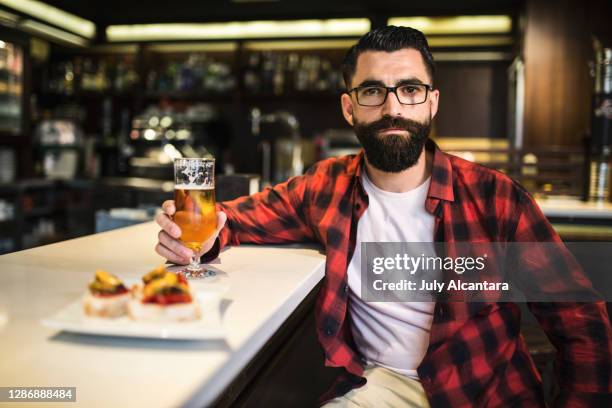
[362,87,383,96]
[400,86,418,95]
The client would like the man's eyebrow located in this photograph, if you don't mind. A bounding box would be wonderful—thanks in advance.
[396,78,428,86]
[355,79,385,88]
[355,77,428,88]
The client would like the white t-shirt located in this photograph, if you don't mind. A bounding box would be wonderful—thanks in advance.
[347,170,436,379]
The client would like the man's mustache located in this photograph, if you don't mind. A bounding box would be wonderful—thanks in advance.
[360,116,427,135]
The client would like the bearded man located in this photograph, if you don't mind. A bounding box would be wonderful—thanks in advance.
[155,26,612,407]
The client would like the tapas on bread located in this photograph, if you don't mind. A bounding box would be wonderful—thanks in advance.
[142,265,168,285]
[129,269,200,322]
[82,270,130,318]
[45,267,223,340]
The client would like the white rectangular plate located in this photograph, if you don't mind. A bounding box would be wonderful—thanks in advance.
[41,292,225,340]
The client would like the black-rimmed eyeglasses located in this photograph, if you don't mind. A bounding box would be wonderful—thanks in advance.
[347,84,432,107]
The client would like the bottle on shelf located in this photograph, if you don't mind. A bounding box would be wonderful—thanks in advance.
[588,40,612,202]
[243,51,344,95]
[147,52,234,94]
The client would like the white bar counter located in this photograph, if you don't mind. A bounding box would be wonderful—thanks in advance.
[0,221,325,407]
[536,196,612,219]
[535,197,612,239]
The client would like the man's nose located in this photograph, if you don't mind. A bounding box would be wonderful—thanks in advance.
[380,90,404,117]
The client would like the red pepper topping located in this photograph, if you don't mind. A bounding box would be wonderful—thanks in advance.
[143,292,192,305]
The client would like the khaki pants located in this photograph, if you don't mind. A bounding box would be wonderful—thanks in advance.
[322,365,431,408]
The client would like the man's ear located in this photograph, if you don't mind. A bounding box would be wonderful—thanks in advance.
[429,88,440,120]
[341,93,355,126]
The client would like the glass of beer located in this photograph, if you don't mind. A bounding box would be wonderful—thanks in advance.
[173,157,216,278]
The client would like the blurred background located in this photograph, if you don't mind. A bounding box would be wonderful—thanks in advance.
[0,0,611,254]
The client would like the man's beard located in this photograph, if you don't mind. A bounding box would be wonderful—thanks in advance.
[353,115,431,173]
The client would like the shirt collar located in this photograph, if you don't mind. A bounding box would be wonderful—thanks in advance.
[426,139,455,203]
[351,139,454,204]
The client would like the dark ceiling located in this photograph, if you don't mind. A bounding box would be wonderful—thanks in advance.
[43,0,523,26]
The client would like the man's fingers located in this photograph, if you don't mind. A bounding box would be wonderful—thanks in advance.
[157,209,226,260]
[157,230,193,259]
[155,212,181,238]
[162,200,176,215]
[155,242,190,265]
[215,211,227,234]
[194,212,227,258]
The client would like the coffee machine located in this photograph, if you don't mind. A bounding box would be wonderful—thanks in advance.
[250,108,303,187]
[127,104,229,180]
[34,119,83,179]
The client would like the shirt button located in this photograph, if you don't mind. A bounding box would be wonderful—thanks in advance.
[356,203,361,210]
[325,328,334,336]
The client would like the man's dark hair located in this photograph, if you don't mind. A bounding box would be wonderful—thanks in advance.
[341,26,435,88]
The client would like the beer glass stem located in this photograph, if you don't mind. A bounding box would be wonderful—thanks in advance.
[184,253,215,278]
[188,254,201,272]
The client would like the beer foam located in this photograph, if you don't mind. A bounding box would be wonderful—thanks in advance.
[175,184,214,190]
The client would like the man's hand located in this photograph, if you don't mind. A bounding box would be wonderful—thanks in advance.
[155,200,227,264]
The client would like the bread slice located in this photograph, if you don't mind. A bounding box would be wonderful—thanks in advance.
[127,283,200,322]
[127,296,201,322]
[83,291,129,318]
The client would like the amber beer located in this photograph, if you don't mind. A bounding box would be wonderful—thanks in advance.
[173,187,216,252]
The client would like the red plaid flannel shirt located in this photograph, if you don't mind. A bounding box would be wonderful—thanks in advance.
[205,140,612,407]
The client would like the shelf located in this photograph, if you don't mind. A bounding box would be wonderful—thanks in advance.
[0,184,19,194]
[36,90,343,103]
[14,179,56,190]
[0,219,18,229]
[0,132,26,144]
[0,178,97,253]
[509,174,582,182]
[22,206,57,218]
[23,234,64,249]
[38,90,137,100]
[478,161,583,169]
[551,223,612,241]
[144,91,236,101]
[243,92,342,102]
